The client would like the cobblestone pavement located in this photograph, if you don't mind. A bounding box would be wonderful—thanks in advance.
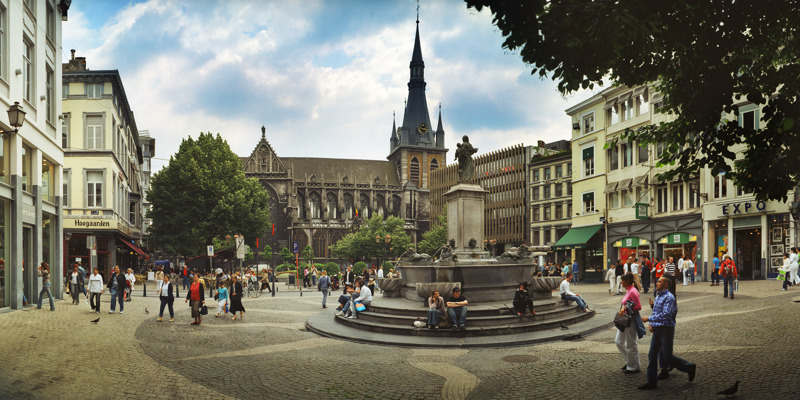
[1,280,798,399]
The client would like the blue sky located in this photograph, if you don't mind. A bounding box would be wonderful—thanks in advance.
[63,0,598,172]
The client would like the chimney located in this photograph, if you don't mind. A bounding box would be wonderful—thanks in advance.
[71,49,75,60]
[537,140,545,148]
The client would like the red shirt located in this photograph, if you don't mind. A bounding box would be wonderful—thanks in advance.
[183,268,188,276]
[190,281,201,301]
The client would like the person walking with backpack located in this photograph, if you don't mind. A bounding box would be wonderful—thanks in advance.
[720,255,737,299]
[318,270,331,309]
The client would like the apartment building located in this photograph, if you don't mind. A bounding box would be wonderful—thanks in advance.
[528,140,571,263]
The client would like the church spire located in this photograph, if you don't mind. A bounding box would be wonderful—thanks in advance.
[390,111,398,150]
[435,103,444,148]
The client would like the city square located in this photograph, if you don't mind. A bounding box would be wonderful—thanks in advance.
[1,280,798,399]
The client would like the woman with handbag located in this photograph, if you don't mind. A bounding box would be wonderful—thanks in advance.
[616,273,644,374]
[228,275,246,321]
[184,274,205,325]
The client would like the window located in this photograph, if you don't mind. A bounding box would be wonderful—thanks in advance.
[555,165,562,178]
[42,158,54,202]
[532,169,539,182]
[740,108,758,131]
[582,147,595,177]
[689,182,700,208]
[0,6,5,79]
[638,142,649,163]
[309,193,322,219]
[566,163,572,177]
[85,115,103,149]
[46,2,55,43]
[555,204,563,219]
[567,203,572,218]
[532,206,539,222]
[623,97,634,120]
[609,146,619,171]
[622,142,633,167]
[46,66,55,124]
[609,192,619,208]
[62,83,68,99]
[409,157,420,186]
[87,83,103,99]
[638,92,649,115]
[63,170,70,207]
[555,183,562,197]
[543,185,550,199]
[544,230,551,244]
[608,105,620,125]
[656,142,665,159]
[582,113,594,134]
[623,190,633,207]
[657,186,668,213]
[87,171,103,207]
[61,113,70,148]
[544,205,551,221]
[582,192,595,213]
[23,39,33,103]
[532,188,539,201]
[671,184,684,211]
[430,159,439,174]
[22,144,31,192]
[714,173,728,198]
[566,182,572,195]
[533,230,540,246]
[24,0,35,14]
[544,167,551,180]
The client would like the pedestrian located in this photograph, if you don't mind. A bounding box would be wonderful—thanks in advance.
[318,270,331,308]
[562,262,570,277]
[606,264,616,295]
[107,266,126,314]
[572,260,580,284]
[36,262,55,311]
[641,257,652,294]
[157,274,175,322]
[185,273,205,325]
[684,255,695,285]
[377,265,384,291]
[638,276,697,390]
[229,275,245,321]
[681,255,691,286]
[789,247,800,286]
[260,269,272,293]
[512,282,535,316]
[214,281,228,317]
[125,268,136,301]
[654,257,664,285]
[617,273,644,374]
[560,272,592,313]
[311,265,318,287]
[427,290,447,329]
[76,263,88,300]
[779,253,793,291]
[676,254,685,285]
[303,267,310,288]
[711,254,721,286]
[343,265,355,294]
[720,254,737,299]
[663,257,677,296]
[69,265,83,305]
[368,267,376,294]
[182,265,189,290]
[615,259,625,295]
[87,268,104,313]
[155,267,165,295]
[630,258,643,292]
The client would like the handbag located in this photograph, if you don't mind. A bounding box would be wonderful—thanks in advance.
[355,301,366,312]
[614,311,632,331]
[200,305,208,315]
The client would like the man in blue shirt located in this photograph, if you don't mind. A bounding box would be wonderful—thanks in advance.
[639,277,696,390]
[571,260,580,284]
[711,254,721,286]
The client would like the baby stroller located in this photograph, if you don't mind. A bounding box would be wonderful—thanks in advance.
[331,276,340,291]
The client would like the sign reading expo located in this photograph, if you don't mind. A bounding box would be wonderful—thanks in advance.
[720,201,767,216]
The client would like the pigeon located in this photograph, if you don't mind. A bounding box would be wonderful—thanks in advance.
[90,318,100,324]
[145,308,149,314]
[716,380,739,398]
[560,323,569,330]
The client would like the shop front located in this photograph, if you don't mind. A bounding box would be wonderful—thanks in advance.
[612,237,651,262]
[552,224,605,283]
[64,218,147,278]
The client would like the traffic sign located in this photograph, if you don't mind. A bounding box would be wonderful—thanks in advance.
[207,245,214,256]
[293,242,299,253]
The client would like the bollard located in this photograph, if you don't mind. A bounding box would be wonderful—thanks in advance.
[175,285,179,299]
[143,281,147,297]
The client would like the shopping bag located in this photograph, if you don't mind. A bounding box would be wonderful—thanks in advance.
[355,301,366,312]
[777,270,786,281]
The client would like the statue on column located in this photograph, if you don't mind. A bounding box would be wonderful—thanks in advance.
[455,135,478,183]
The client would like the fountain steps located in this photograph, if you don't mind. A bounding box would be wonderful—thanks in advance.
[367,297,567,317]
[354,304,582,328]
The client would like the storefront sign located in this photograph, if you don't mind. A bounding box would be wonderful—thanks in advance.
[635,203,649,220]
[721,201,766,216]
[64,218,117,230]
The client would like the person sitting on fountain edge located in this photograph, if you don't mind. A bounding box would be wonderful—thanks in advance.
[427,290,447,329]
[513,282,535,316]
[335,283,356,312]
[446,287,468,330]
[560,272,593,313]
[340,279,372,319]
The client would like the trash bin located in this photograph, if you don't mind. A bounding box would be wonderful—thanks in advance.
[288,275,295,285]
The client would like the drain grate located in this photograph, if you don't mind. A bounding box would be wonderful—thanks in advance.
[502,355,539,363]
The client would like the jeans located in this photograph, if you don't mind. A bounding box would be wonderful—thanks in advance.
[90,292,101,312]
[110,289,124,312]
[723,276,735,297]
[182,276,189,290]
[712,269,720,284]
[37,282,55,310]
[321,288,329,307]
[645,326,695,386]
[563,294,587,311]
[642,276,651,293]
[573,271,579,284]
[312,276,317,286]
[427,309,444,326]
[343,298,370,317]
[159,297,175,318]
[447,306,467,327]
[70,283,80,303]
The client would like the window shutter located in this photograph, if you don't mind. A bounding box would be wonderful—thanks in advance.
[582,147,593,160]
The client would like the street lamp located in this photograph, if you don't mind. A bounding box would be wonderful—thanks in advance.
[0,102,26,140]
[376,234,392,270]
[489,239,497,256]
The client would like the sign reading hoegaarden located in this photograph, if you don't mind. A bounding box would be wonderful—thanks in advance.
[64,219,116,229]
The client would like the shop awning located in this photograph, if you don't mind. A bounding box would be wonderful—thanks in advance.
[552,225,603,250]
[635,174,649,187]
[121,240,149,259]
[604,182,618,193]
[657,232,698,245]
[618,178,633,191]
[613,237,651,248]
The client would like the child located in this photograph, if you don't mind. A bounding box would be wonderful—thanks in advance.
[215,282,229,317]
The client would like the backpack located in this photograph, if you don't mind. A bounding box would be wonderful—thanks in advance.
[722,260,734,276]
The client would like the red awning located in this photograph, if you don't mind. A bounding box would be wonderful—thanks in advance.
[121,240,149,258]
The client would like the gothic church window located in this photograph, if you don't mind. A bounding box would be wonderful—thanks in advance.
[327,193,338,220]
[410,157,420,186]
[310,192,322,219]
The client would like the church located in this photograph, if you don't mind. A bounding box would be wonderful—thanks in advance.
[240,19,448,265]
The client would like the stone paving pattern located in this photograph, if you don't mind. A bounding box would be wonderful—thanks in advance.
[1,280,798,399]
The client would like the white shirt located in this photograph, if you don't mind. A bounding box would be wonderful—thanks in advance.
[683,260,694,272]
[88,273,103,293]
[623,263,629,274]
[789,252,799,267]
[355,285,372,303]
[71,272,78,284]
[125,273,135,283]
[677,258,684,271]
[559,279,576,297]
[160,282,171,297]
[630,262,639,275]
[377,269,384,279]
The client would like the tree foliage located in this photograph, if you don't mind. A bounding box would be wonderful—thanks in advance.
[279,247,294,265]
[417,205,447,256]
[147,133,271,256]
[467,0,800,200]
[329,215,412,263]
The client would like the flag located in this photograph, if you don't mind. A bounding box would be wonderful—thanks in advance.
[355,208,359,218]
[272,223,275,235]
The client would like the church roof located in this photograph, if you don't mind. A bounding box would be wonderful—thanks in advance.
[283,157,400,186]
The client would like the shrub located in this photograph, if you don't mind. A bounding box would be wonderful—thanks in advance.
[353,262,368,277]
[322,262,340,277]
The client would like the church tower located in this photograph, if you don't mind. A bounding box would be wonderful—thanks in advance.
[387,17,448,191]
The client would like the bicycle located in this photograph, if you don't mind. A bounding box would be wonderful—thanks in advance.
[247,277,262,298]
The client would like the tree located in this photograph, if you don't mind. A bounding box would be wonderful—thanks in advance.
[418,205,447,256]
[147,133,271,256]
[279,247,294,265]
[329,215,412,264]
[466,1,800,200]
[301,245,314,265]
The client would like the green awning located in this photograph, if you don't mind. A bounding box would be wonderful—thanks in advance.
[552,225,603,250]
[613,237,651,248]
[657,232,697,245]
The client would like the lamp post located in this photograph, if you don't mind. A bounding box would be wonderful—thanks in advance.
[0,102,26,140]
[375,234,392,270]
[489,239,497,257]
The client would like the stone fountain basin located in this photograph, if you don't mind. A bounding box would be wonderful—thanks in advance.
[398,262,535,303]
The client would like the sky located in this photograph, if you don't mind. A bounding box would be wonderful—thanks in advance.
[62,0,598,173]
